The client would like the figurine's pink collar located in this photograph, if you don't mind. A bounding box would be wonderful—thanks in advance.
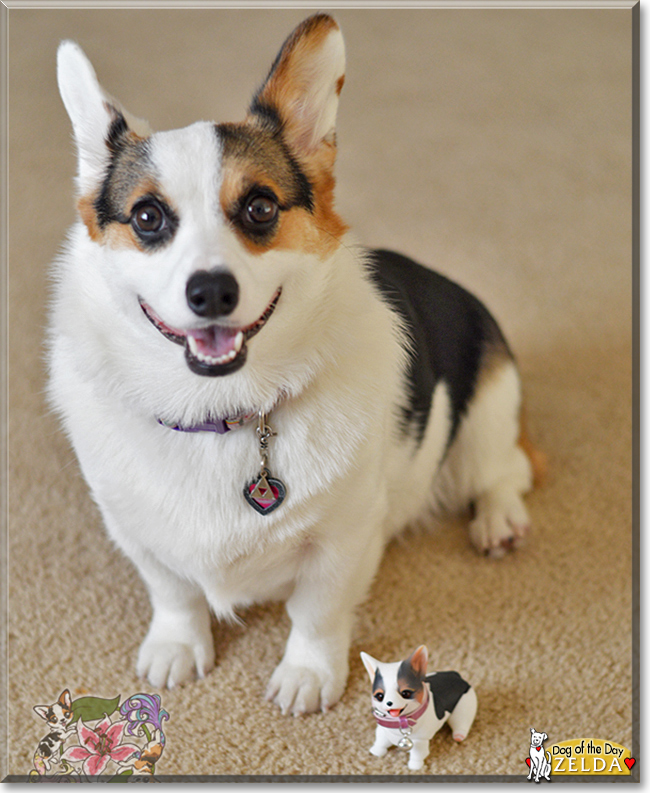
[373,691,429,730]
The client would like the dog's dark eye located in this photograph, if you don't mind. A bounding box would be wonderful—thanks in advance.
[132,202,165,234]
[401,690,413,699]
[374,691,384,702]
[243,195,279,228]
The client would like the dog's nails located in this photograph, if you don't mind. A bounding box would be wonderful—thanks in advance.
[453,733,465,742]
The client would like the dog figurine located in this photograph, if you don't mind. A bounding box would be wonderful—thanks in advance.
[528,728,552,782]
[361,646,477,771]
[49,14,542,715]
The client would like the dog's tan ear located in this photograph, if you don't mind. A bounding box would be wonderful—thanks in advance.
[409,645,429,678]
[58,689,72,710]
[57,41,151,194]
[250,14,345,157]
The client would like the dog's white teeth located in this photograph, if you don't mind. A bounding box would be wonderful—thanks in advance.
[234,331,244,353]
[187,335,199,356]
[187,337,240,366]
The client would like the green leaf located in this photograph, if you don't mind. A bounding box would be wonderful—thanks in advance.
[70,694,121,724]
[108,769,133,782]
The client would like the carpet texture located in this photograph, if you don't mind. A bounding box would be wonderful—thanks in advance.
[5,6,635,780]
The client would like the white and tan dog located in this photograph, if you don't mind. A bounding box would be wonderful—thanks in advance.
[49,15,542,715]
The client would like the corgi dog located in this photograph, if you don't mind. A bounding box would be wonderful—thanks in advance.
[49,14,541,715]
[361,646,477,770]
[33,690,76,775]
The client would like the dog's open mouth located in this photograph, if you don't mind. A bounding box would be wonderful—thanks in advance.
[388,707,404,718]
[139,288,282,377]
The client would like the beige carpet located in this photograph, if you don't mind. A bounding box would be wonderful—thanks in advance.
[4,6,636,780]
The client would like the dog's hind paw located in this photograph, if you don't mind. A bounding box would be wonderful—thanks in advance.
[469,489,530,559]
[265,660,345,716]
[137,634,215,689]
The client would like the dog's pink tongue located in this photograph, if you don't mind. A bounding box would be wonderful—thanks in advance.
[389,708,402,718]
[187,325,238,358]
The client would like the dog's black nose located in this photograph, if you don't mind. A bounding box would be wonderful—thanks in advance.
[186,270,239,318]
[386,701,393,707]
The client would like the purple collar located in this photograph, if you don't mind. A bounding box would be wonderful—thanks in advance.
[373,691,430,730]
[157,409,258,435]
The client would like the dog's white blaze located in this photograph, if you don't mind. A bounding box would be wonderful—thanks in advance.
[135,122,227,329]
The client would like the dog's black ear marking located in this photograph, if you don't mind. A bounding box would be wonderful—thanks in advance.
[105,106,130,152]
[248,96,283,134]
[367,249,512,451]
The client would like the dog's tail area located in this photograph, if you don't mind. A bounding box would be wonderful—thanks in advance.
[518,406,547,488]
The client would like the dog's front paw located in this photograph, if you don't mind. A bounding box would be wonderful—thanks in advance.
[137,629,215,689]
[265,660,346,716]
[408,758,425,771]
[470,491,530,559]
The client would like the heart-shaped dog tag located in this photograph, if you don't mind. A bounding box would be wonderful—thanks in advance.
[244,472,286,515]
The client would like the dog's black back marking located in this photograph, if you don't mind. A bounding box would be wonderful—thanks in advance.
[37,731,61,757]
[367,249,512,448]
[425,671,471,720]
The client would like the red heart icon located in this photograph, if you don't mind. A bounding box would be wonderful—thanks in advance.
[625,758,635,770]
[525,758,531,767]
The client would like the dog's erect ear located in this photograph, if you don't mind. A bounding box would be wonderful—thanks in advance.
[33,705,49,721]
[58,689,72,710]
[360,651,380,683]
[250,14,345,157]
[409,645,429,678]
[57,41,151,194]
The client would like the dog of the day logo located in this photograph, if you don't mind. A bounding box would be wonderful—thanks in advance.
[525,730,635,780]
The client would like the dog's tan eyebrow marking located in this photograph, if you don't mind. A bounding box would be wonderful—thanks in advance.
[76,110,179,252]
[216,122,313,213]
[215,120,347,257]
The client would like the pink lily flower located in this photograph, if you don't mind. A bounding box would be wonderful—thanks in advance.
[61,717,140,776]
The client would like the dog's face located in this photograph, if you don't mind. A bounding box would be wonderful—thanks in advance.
[34,689,73,730]
[57,15,347,380]
[530,728,547,747]
[361,646,429,719]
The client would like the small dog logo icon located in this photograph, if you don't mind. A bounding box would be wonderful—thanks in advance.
[527,728,552,783]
